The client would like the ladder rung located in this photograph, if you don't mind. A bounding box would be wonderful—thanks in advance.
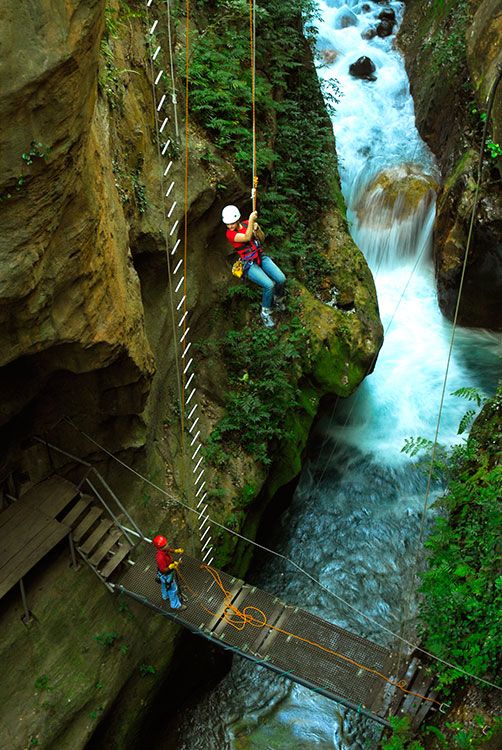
[73,506,102,543]
[88,528,122,566]
[60,495,92,528]
[79,518,113,555]
[99,543,132,579]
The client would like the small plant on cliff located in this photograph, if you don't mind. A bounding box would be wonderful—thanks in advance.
[34,675,50,691]
[139,662,157,677]
[94,630,119,647]
[21,141,52,165]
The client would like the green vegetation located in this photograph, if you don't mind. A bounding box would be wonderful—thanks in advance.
[204,312,309,465]
[34,675,50,691]
[189,0,341,281]
[381,715,501,750]
[403,387,501,692]
[188,0,344,465]
[422,0,471,76]
[0,141,52,202]
[471,106,502,160]
[94,630,120,647]
[139,663,157,677]
[419,455,501,688]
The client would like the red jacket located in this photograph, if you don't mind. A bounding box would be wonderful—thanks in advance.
[156,549,173,573]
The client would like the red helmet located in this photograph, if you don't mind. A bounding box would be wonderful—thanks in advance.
[153,535,167,549]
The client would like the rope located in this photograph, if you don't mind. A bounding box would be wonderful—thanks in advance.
[56,417,502,691]
[177,562,441,707]
[165,0,180,139]
[249,0,258,209]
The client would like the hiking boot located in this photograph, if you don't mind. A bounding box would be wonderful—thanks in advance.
[260,307,275,328]
[173,604,187,612]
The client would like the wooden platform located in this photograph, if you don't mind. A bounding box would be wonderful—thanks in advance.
[118,546,440,728]
[0,476,79,599]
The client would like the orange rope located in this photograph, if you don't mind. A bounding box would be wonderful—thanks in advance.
[178,563,442,709]
[249,0,257,210]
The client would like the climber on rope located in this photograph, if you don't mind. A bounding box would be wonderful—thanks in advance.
[153,535,187,611]
[222,205,286,328]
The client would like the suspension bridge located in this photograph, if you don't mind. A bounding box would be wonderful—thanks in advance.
[0,471,442,730]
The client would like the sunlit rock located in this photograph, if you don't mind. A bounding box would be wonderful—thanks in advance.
[356,164,438,224]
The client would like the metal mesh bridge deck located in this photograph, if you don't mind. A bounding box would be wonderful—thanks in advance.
[118,547,439,728]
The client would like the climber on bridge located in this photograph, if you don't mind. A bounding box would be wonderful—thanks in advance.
[222,205,286,328]
[153,535,186,611]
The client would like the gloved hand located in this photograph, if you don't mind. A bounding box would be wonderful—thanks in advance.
[175,548,184,554]
[168,562,179,570]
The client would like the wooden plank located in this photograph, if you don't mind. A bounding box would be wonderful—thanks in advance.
[79,519,113,555]
[37,477,79,518]
[99,543,131,579]
[88,528,122,566]
[73,507,102,543]
[59,496,91,528]
[0,511,55,562]
[0,521,68,599]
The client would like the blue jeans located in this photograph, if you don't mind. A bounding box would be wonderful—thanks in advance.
[158,571,182,608]
[246,255,286,309]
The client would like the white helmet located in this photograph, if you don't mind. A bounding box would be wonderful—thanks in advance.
[222,205,241,224]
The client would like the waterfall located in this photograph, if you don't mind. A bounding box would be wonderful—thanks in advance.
[167,2,501,748]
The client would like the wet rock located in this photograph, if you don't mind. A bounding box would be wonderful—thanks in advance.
[378,9,396,23]
[334,6,359,29]
[376,19,394,37]
[321,49,338,65]
[361,3,371,11]
[355,164,439,224]
[361,26,378,40]
[349,56,377,81]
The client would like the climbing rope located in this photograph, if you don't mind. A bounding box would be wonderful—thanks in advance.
[54,418,502,691]
[176,562,441,707]
[249,0,258,210]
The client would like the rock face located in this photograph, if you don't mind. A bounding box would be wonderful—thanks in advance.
[398,0,502,329]
[0,0,155,460]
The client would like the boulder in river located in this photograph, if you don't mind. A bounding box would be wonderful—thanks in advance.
[349,56,377,81]
[334,6,359,29]
[321,49,338,65]
[361,26,378,40]
[361,3,371,11]
[355,164,439,225]
[376,19,394,37]
[378,8,396,23]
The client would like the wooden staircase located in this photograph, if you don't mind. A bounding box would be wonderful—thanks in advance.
[58,492,133,586]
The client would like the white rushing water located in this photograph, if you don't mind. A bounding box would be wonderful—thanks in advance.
[167,2,501,748]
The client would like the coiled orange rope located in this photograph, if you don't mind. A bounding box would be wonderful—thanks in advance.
[177,562,442,708]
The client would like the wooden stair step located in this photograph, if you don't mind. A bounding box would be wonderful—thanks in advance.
[88,528,122,566]
[60,495,92,528]
[79,519,113,555]
[73,506,103,543]
[99,542,132,579]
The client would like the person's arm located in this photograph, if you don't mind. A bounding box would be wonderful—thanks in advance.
[233,211,258,243]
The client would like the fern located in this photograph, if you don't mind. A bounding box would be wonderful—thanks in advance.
[401,436,434,457]
[451,387,484,407]
[457,409,476,435]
